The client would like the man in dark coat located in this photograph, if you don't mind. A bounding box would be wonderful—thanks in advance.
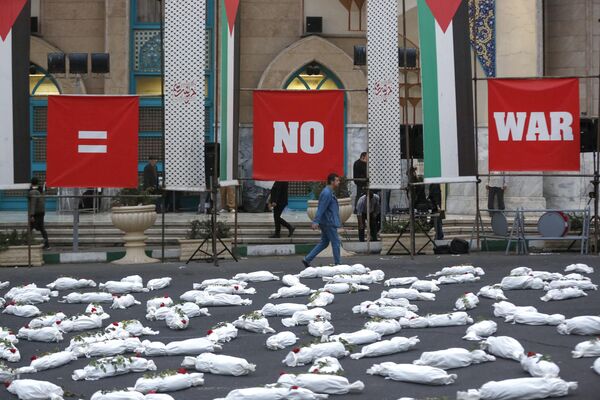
[143,156,159,192]
[353,152,368,211]
[269,181,295,238]
[28,177,49,249]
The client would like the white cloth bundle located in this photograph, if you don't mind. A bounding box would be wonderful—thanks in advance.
[266,331,298,350]
[111,294,141,309]
[72,355,156,380]
[146,277,172,291]
[508,267,532,276]
[233,271,280,282]
[283,342,349,367]
[282,308,331,327]
[57,313,105,333]
[182,291,252,306]
[146,296,174,312]
[307,291,334,308]
[66,331,127,353]
[0,361,15,382]
[6,379,64,400]
[456,377,578,400]
[275,373,365,395]
[563,273,591,281]
[181,353,256,376]
[298,264,370,279]
[0,328,18,344]
[194,279,247,289]
[99,280,148,294]
[307,320,334,340]
[90,391,145,400]
[9,291,51,305]
[17,326,63,343]
[3,304,41,317]
[0,340,20,362]
[367,362,457,385]
[203,285,256,295]
[137,338,221,357]
[213,387,328,400]
[173,302,208,318]
[307,356,343,374]
[207,323,238,343]
[269,285,312,299]
[544,280,597,291]
[322,270,384,285]
[105,320,159,337]
[364,318,402,336]
[165,308,189,330]
[17,351,78,374]
[477,285,507,300]
[145,395,175,400]
[410,280,440,292]
[463,321,497,341]
[85,303,106,315]
[572,339,600,358]
[428,265,485,277]
[121,275,143,284]
[557,316,600,335]
[413,348,495,369]
[46,277,96,291]
[480,336,524,361]
[366,305,415,319]
[454,293,479,311]
[505,311,565,326]
[541,288,588,302]
[500,276,544,290]
[509,268,564,281]
[322,283,369,294]
[384,277,418,286]
[520,352,560,377]
[352,298,418,314]
[261,303,308,317]
[76,338,142,358]
[282,274,301,286]
[132,371,205,393]
[400,312,473,329]
[60,292,113,303]
[0,297,4,308]
[351,336,419,360]
[492,301,537,318]
[233,312,276,333]
[5,285,54,300]
[381,288,435,301]
[0,281,9,290]
[28,313,67,329]
[593,358,600,375]
[565,263,593,274]
[435,273,481,285]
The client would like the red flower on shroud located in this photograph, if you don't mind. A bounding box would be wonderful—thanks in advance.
[292,348,300,353]
[207,330,214,335]
[291,385,299,390]
[527,352,536,357]
[30,355,37,361]
[112,322,119,326]
[9,348,16,354]
[3,381,10,388]
[177,368,187,374]
[55,320,62,325]
[279,371,287,376]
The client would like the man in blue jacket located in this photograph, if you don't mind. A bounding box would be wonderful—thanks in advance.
[303,173,342,267]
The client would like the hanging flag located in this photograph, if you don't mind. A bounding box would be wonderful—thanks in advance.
[418,0,477,183]
[46,96,139,188]
[0,0,30,189]
[219,0,240,187]
[164,0,207,191]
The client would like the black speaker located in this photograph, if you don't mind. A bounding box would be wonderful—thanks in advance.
[205,142,220,182]
[68,53,88,74]
[450,238,470,254]
[580,117,598,153]
[399,48,418,68]
[354,45,366,66]
[91,53,110,74]
[47,53,66,74]
[306,16,322,34]
[400,124,424,159]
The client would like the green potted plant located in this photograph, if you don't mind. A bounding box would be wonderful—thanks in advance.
[307,177,353,224]
[178,220,233,261]
[0,230,44,267]
[110,188,159,264]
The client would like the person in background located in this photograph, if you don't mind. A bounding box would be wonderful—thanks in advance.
[268,181,295,238]
[28,177,49,249]
[143,155,159,192]
[428,183,444,240]
[303,173,342,267]
[353,152,368,211]
[486,172,507,215]
[219,186,236,213]
[356,191,381,242]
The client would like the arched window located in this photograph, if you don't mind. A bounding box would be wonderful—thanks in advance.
[29,64,61,96]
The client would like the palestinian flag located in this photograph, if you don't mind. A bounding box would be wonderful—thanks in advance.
[418,0,476,183]
[219,0,240,186]
[0,0,30,188]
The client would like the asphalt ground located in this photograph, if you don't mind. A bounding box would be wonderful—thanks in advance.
[0,254,599,400]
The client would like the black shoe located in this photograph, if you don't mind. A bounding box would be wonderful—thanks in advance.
[269,233,281,239]
[288,226,296,237]
[302,259,311,269]
[43,244,50,250]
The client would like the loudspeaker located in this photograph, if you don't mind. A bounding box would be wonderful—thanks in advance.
[400,124,424,159]
[69,53,88,74]
[91,53,110,74]
[47,53,66,74]
[354,45,366,66]
[580,117,598,153]
[399,48,417,68]
[205,142,220,182]
[306,16,322,34]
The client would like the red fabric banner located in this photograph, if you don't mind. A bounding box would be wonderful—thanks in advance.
[488,78,580,172]
[253,90,344,181]
[47,96,139,188]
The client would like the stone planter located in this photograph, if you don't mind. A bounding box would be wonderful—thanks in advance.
[0,244,44,267]
[380,233,434,255]
[111,205,159,264]
[179,238,234,261]
[342,241,382,254]
[306,197,353,224]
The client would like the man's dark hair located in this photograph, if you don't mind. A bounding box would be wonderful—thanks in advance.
[327,173,339,184]
[31,177,39,186]
[360,152,367,159]
[149,155,157,161]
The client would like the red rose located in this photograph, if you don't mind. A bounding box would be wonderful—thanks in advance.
[313,369,319,373]
[24,324,29,329]
[148,391,157,394]
[112,322,119,326]
[135,352,142,357]
[181,320,187,324]
[291,386,299,390]
[292,348,300,353]
[8,331,13,335]
[164,295,169,298]
[8,301,15,306]
[177,368,187,374]
[464,292,470,295]
[527,352,536,357]
[91,308,97,313]
[279,371,287,376]
[207,330,214,335]
[9,348,16,353]
[55,320,62,325]
[3,381,10,388]
[160,303,165,308]
[30,355,37,361]
[234,285,239,290]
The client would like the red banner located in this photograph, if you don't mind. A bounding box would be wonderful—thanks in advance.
[488,78,580,171]
[47,96,139,188]
[253,90,344,181]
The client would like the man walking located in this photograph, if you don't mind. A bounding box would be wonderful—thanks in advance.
[269,181,295,238]
[356,191,380,242]
[303,173,342,267]
[353,152,368,211]
[28,177,49,249]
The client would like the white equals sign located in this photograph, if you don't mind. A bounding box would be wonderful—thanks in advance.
[78,131,108,154]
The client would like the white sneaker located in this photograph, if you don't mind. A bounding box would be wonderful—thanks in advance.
[219,208,228,213]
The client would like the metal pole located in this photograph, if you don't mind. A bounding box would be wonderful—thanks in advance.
[159,0,166,263]
[472,40,481,251]
[27,192,31,268]
[73,207,79,252]
[594,54,600,254]
[212,0,220,266]
[234,185,239,256]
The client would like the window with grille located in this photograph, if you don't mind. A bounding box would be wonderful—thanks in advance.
[32,106,47,132]
[32,137,46,162]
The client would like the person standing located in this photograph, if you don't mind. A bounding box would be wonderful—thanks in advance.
[428,183,444,240]
[356,191,381,242]
[303,173,342,267]
[353,152,368,211]
[143,156,159,192]
[219,186,236,213]
[486,172,507,214]
[269,181,295,238]
[28,177,49,249]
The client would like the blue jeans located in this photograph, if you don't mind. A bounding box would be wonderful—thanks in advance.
[305,225,341,265]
